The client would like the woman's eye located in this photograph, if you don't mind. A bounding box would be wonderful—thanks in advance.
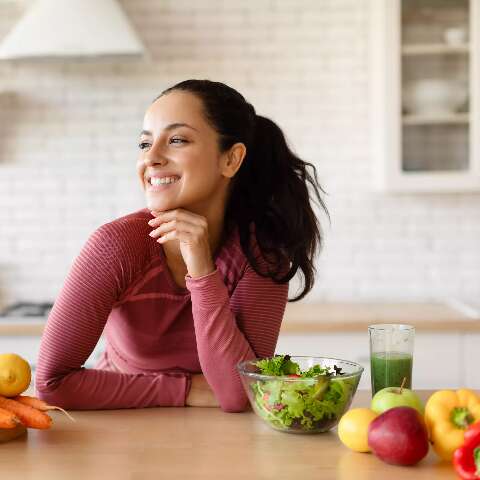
[138,138,187,150]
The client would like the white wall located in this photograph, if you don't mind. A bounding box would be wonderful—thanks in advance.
[0,0,479,305]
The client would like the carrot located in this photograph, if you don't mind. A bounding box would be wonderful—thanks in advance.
[0,395,52,429]
[13,395,76,422]
[0,407,21,429]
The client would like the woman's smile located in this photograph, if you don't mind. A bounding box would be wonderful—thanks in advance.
[146,175,181,192]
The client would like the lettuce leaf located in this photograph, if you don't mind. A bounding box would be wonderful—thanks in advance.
[254,354,300,376]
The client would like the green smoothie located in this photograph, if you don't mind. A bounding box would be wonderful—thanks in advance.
[370,351,412,395]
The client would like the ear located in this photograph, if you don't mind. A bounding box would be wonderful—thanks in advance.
[221,143,246,178]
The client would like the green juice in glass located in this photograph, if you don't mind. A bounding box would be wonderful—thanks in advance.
[370,351,413,395]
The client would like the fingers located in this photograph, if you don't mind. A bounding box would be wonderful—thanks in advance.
[147,209,209,245]
[148,209,208,229]
[149,219,204,243]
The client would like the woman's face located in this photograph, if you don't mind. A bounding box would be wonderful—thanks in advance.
[136,90,232,215]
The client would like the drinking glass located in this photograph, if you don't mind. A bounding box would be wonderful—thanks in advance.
[369,324,415,396]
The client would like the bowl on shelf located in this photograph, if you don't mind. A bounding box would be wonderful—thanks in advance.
[402,78,468,115]
[237,356,364,434]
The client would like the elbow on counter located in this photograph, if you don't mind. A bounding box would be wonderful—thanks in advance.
[34,370,68,408]
[35,386,58,404]
[34,386,66,409]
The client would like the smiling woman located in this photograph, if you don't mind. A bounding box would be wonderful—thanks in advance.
[34,79,329,413]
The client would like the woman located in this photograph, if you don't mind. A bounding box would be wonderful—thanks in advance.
[35,79,328,412]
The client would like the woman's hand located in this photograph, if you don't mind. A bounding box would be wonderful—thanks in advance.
[185,373,220,407]
[148,208,216,278]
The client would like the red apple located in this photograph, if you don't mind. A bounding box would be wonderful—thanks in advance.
[368,406,429,466]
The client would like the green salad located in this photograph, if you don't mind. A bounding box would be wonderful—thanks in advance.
[250,354,357,432]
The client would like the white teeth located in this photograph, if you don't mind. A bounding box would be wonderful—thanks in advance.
[150,176,180,186]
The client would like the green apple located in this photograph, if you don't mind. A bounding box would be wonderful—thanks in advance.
[371,387,424,415]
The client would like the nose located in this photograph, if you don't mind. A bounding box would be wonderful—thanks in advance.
[144,155,167,167]
[143,142,168,166]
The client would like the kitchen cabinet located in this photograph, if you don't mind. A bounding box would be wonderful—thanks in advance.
[464,333,480,387]
[276,331,475,390]
[370,0,480,192]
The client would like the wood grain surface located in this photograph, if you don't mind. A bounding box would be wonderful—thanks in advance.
[0,389,467,479]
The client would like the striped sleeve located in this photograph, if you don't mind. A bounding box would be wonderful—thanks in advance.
[35,224,190,410]
[185,263,289,413]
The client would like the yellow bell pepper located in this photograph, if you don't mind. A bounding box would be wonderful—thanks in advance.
[425,389,480,461]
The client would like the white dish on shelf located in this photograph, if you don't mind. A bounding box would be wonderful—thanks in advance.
[402,78,468,115]
[443,26,468,46]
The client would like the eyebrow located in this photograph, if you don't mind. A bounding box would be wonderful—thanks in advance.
[140,123,199,136]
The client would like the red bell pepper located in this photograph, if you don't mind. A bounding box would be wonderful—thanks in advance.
[453,421,480,480]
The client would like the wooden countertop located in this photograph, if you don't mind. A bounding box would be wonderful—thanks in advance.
[280,300,480,333]
[0,389,461,479]
[0,301,479,336]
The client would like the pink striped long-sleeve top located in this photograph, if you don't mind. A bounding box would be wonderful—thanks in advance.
[34,208,289,412]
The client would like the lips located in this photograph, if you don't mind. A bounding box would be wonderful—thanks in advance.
[145,171,181,181]
[147,183,178,192]
[146,175,181,192]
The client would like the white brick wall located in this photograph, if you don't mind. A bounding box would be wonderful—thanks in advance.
[0,0,479,304]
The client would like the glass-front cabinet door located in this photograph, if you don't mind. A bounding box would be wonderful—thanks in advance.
[370,0,480,192]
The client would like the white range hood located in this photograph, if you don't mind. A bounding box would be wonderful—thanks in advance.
[0,0,147,60]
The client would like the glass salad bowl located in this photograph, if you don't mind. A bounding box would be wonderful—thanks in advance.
[237,355,364,434]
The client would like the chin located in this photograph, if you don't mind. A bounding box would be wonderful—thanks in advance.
[145,196,178,213]
[146,200,168,212]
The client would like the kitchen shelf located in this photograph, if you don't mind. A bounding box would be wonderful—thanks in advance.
[402,43,470,55]
[402,112,469,125]
[370,0,480,192]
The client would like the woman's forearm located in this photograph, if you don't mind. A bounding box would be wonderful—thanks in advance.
[35,365,190,410]
[186,267,288,413]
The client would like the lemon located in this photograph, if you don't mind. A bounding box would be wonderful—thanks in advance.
[0,353,31,397]
[337,408,378,453]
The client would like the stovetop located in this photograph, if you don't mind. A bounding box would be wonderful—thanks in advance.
[0,301,53,318]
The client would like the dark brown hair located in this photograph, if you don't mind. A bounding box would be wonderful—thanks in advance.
[155,79,330,301]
